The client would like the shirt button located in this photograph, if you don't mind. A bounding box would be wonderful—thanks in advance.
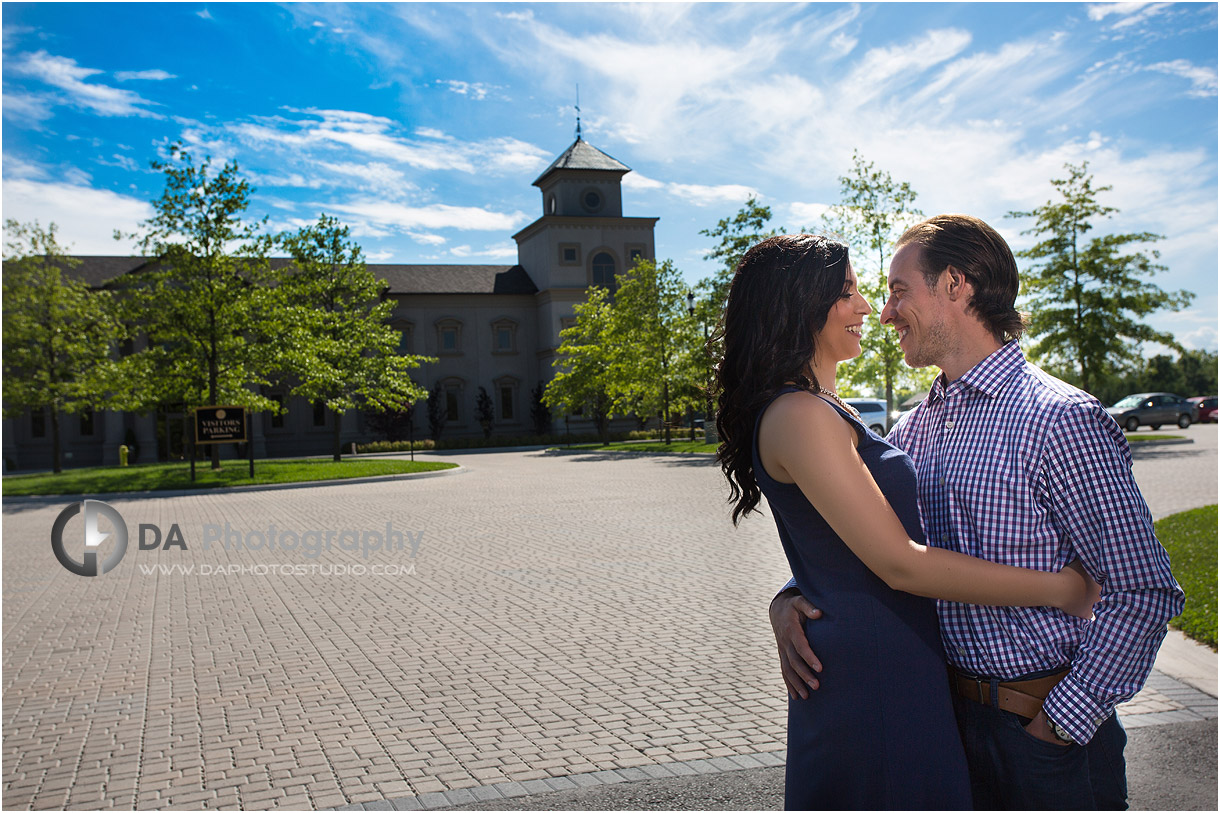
[957,647,965,655]
[939,476,946,485]
[941,533,950,542]
[945,420,955,430]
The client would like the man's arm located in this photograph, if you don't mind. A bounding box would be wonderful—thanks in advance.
[770,583,822,699]
[1039,402,1185,744]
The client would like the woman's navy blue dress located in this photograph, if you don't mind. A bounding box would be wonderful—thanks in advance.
[753,389,972,810]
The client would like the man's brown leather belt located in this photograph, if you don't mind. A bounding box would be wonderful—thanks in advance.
[949,667,1069,720]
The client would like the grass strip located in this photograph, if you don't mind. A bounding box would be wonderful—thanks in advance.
[1155,505,1217,649]
[2,458,457,497]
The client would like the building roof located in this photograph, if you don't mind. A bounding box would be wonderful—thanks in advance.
[30,256,539,296]
[373,264,537,295]
[533,137,630,186]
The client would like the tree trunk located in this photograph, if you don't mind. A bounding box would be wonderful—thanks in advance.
[51,406,62,474]
[332,407,342,462]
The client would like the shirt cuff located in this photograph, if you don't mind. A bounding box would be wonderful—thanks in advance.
[1042,672,1110,745]
[774,577,798,601]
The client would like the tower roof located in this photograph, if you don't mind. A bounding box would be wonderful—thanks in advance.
[533,137,629,186]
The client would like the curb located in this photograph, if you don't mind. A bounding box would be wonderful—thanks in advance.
[330,751,787,811]
[0,464,465,505]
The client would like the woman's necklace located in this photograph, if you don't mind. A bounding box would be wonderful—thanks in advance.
[817,386,861,420]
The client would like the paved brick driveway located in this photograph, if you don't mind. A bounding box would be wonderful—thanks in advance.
[3,426,1215,810]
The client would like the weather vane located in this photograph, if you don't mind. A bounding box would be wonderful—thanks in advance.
[575,84,582,139]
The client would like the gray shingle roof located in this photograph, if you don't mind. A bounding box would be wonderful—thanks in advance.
[533,137,630,185]
[28,256,539,296]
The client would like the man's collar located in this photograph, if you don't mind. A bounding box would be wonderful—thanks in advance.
[929,341,1025,401]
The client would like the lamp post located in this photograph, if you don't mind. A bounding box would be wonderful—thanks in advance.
[688,291,715,444]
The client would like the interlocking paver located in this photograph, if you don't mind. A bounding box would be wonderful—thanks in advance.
[4,433,1216,810]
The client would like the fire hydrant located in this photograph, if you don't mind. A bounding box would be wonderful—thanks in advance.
[119,444,129,467]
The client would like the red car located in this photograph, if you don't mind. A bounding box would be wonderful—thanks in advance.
[1188,396,1217,423]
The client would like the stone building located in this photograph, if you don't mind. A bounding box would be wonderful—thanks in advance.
[3,136,656,470]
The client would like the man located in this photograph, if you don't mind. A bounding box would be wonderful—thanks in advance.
[770,214,1183,809]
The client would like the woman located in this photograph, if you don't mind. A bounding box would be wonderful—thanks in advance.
[714,234,1097,810]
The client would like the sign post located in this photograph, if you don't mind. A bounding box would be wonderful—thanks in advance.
[193,406,253,479]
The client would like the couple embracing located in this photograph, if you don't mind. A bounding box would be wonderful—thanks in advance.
[714,215,1184,810]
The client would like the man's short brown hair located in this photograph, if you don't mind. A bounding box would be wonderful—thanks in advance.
[896,214,1027,343]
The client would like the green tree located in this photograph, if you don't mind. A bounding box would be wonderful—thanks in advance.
[426,383,448,441]
[277,214,431,461]
[530,382,553,435]
[697,196,777,317]
[476,386,495,439]
[822,150,932,423]
[605,259,701,443]
[1007,162,1195,394]
[117,142,278,469]
[3,221,123,473]
[545,285,615,444]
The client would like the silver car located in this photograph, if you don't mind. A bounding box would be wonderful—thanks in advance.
[846,399,889,436]
[1107,392,1194,432]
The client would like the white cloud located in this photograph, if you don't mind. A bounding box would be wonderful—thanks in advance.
[365,249,394,262]
[114,69,176,82]
[623,171,756,206]
[11,51,161,117]
[1179,323,1218,351]
[233,109,549,176]
[2,92,55,125]
[1086,2,1152,21]
[3,179,154,253]
[1147,59,1218,97]
[324,200,529,233]
[788,202,832,227]
[666,182,760,206]
[437,79,499,100]
[407,232,447,246]
[448,242,518,260]
[197,8,213,21]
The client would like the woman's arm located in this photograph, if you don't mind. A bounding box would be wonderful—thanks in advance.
[759,393,1093,613]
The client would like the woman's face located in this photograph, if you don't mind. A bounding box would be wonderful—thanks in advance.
[816,263,873,363]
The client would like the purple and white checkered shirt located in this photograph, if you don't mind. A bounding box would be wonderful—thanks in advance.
[888,341,1184,744]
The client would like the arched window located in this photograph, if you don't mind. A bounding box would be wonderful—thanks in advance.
[592,252,616,293]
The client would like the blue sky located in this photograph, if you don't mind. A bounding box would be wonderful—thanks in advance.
[3,2,1217,351]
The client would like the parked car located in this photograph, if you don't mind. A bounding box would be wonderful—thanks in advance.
[1107,392,1194,432]
[846,399,889,435]
[1188,396,1217,423]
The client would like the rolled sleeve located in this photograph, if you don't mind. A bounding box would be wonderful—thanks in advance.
[1040,402,1185,742]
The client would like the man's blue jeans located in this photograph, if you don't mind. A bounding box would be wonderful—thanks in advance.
[952,692,1128,810]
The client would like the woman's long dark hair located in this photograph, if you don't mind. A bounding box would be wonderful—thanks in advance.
[713,234,852,525]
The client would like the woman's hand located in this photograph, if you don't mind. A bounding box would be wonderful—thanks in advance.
[1059,559,1102,619]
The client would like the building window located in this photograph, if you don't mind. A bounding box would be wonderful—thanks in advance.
[559,243,581,265]
[500,386,515,421]
[313,401,327,427]
[31,408,45,438]
[436,319,463,354]
[494,377,519,422]
[547,195,557,215]
[560,317,576,332]
[591,251,617,293]
[491,318,517,353]
[445,390,460,422]
[393,321,414,354]
[80,408,95,436]
[581,188,604,214]
[627,244,645,265]
[270,395,285,429]
[120,338,135,357]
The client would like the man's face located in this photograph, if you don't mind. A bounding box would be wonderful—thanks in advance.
[880,243,955,369]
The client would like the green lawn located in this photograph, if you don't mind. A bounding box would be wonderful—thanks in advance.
[553,439,718,454]
[1155,505,1218,649]
[2,458,457,497]
[1125,434,1185,442]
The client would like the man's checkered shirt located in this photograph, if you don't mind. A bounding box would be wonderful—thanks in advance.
[889,340,1184,744]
